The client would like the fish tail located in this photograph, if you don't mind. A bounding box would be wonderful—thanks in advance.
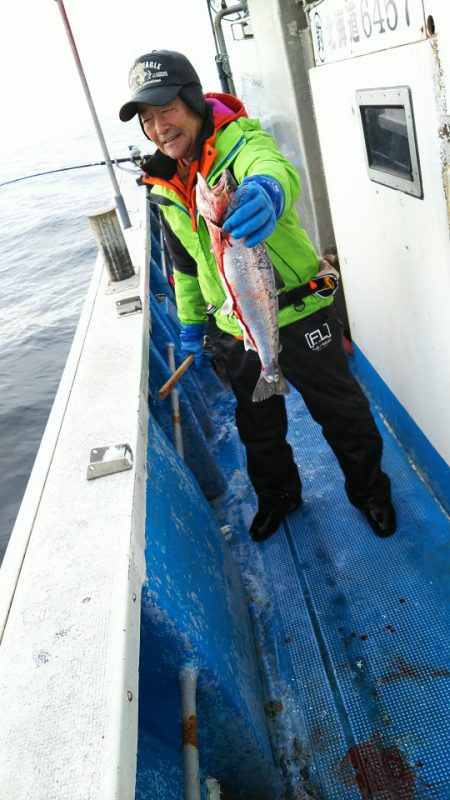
[252,368,290,402]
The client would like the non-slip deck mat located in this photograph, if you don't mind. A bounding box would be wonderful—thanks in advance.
[211,380,450,800]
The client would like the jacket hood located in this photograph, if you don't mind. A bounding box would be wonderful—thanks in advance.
[205,92,247,128]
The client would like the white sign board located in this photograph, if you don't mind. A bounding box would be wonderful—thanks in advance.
[309,0,426,65]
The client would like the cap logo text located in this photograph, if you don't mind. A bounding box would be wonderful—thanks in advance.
[129,61,169,91]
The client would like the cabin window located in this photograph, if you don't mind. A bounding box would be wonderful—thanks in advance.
[356,87,423,199]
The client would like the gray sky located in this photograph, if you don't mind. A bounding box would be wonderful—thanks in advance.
[0,0,221,158]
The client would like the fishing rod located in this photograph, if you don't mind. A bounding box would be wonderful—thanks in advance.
[0,153,146,189]
[54,0,132,227]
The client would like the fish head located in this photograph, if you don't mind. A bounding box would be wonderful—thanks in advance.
[196,169,237,225]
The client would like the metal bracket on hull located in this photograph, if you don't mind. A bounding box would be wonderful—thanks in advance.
[87,443,133,480]
[116,295,143,316]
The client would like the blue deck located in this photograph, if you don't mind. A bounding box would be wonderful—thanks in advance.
[208,372,450,798]
[137,217,450,799]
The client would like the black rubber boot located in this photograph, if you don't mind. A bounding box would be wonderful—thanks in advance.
[361,498,397,537]
[250,493,302,543]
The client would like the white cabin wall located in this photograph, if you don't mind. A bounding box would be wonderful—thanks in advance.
[308,27,450,465]
[220,0,335,254]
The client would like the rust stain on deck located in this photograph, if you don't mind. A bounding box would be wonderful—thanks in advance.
[264,698,284,717]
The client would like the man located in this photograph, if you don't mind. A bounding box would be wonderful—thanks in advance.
[119,50,396,542]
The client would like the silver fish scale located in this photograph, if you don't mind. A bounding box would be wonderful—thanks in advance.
[196,169,289,399]
[223,237,281,381]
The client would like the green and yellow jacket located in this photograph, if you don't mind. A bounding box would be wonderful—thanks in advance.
[141,92,332,336]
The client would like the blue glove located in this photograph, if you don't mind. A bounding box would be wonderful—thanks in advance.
[179,323,207,369]
[222,175,285,247]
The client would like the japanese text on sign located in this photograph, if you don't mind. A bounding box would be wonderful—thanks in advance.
[310,0,426,65]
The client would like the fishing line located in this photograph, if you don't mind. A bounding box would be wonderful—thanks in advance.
[0,156,146,188]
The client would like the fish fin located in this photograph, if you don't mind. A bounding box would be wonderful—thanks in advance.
[252,369,290,403]
[243,328,257,352]
[220,296,234,316]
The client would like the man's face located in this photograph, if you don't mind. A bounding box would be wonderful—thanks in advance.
[138,96,203,163]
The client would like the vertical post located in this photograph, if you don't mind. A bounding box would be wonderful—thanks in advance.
[158,209,169,281]
[167,344,185,459]
[53,0,132,229]
[179,667,201,800]
[88,205,135,282]
[213,3,248,95]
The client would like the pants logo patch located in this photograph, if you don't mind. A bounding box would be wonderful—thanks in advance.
[305,322,332,351]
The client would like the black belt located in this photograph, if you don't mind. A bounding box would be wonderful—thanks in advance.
[278,273,339,310]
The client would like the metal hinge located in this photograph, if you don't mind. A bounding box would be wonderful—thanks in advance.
[87,443,133,480]
[116,295,142,316]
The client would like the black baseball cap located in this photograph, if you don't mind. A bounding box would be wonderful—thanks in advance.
[119,50,204,121]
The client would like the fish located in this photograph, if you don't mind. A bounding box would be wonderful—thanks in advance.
[195,169,290,403]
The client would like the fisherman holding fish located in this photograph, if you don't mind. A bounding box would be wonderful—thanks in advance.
[119,50,396,542]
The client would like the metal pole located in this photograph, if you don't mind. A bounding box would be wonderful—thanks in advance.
[213,2,247,95]
[179,667,201,800]
[167,343,185,459]
[205,0,220,54]
[53,0,131,229]
[158,212,168,281]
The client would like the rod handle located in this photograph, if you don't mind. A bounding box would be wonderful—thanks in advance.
[158,354,195,400]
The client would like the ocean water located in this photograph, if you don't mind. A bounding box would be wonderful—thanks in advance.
[0,122,149,562]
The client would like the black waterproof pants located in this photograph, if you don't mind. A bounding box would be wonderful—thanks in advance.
[214,305,391,508]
